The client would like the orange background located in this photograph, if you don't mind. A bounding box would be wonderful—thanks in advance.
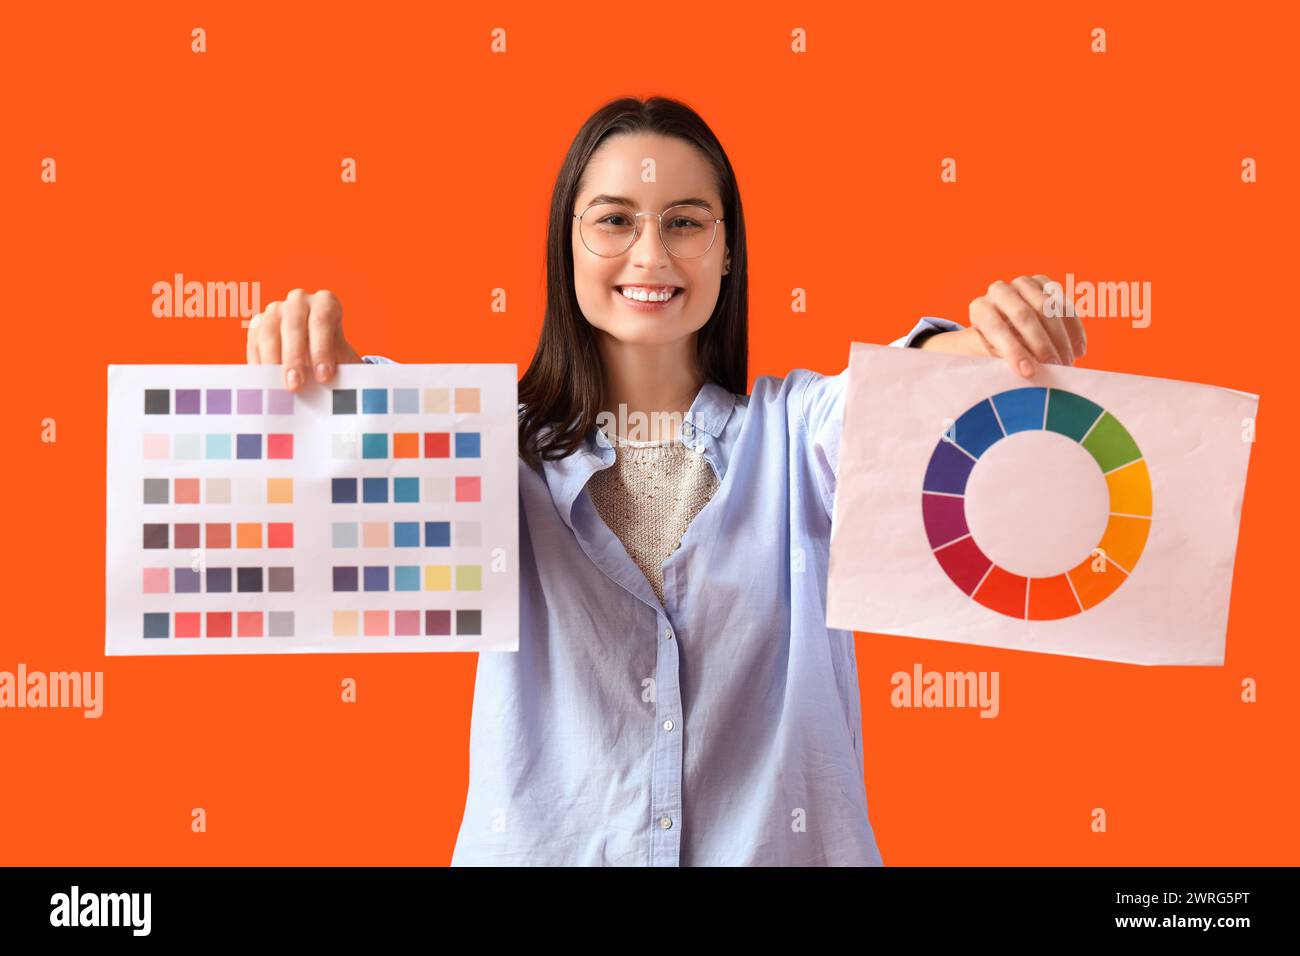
[2,2,1295,865]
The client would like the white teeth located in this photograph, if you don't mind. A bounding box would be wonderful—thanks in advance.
[619,287,677,302]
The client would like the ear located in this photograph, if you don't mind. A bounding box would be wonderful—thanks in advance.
[723,243,732,276]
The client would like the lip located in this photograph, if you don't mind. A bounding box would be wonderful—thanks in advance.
[613,286,683,312]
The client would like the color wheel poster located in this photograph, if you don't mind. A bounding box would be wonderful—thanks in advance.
[105,363,520,655]
[826,343,1259,666]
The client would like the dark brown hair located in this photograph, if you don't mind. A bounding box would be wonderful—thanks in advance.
[517,95,749,471]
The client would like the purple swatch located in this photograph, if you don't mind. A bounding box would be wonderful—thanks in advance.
[206,389,231,414]
[175,389,200,414]
[236,389,262,414]
[922,439,976,495]
[266,389,294,414]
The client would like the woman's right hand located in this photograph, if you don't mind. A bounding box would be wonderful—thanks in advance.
[246,288,363,391]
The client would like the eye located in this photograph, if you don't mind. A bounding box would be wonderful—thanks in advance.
[665,215,704,232]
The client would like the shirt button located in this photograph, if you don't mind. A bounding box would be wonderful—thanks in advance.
[660,816,673,830]
[663,719,674,732]
[663,627,673,640]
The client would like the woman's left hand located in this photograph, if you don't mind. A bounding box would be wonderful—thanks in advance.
[919,274,1087,379]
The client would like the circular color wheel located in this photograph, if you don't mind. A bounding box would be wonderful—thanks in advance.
[921,387,1153,620]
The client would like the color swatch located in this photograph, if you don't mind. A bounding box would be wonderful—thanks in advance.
[107,364,519,655]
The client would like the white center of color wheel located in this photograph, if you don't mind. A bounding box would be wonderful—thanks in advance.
[962,430,1111,579]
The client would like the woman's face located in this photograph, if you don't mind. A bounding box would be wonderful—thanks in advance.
[572,132,729,347]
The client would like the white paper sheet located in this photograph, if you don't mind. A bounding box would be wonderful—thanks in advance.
[106,364,519,655]
[826,344,1259,665]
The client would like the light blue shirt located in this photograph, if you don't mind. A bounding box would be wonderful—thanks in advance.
[363,314,963,865]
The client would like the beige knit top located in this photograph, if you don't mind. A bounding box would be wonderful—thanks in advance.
[586,430,719,607]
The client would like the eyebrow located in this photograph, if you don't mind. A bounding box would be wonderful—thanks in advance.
[584,194,716,212]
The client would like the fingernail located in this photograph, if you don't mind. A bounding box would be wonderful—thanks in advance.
[286,367,300,389]
[1018,358,1035,377]
[316,362,331,382]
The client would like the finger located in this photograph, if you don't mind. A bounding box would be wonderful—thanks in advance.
[278,290,311,390]
[308,290,341,382]
[1034,274,1086,359]
[970,297,1037,378]
[1009,275,1074,364]
[246,312,262,364]
[1059,311,1085,362]
[255,303,283,366]
[987,280,1064,365]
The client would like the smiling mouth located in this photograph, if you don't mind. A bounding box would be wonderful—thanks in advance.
[615,285,683,302]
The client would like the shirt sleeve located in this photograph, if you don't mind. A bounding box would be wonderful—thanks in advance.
[800,316,965,517]
[361,355,397,364]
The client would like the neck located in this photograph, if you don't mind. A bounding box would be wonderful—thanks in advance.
[595,330,704,442]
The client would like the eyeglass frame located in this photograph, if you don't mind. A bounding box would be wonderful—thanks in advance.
[573,200,726,259]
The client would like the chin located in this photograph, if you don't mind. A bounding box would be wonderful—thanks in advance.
[593,314,700,346]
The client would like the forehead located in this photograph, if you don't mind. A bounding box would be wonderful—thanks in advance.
[577,132,721,209]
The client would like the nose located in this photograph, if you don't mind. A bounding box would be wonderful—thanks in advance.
[628,217,671,269]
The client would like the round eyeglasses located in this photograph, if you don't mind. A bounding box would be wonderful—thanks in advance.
[574,202,725,259]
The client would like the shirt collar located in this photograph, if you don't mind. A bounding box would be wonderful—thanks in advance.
[541,381,738,532]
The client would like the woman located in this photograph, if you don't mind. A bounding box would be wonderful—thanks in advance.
[246,96,1085,865]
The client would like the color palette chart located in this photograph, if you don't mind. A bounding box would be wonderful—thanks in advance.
[106,364,519,655]
[922,387,1152,620]
[826,342,1258,666]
